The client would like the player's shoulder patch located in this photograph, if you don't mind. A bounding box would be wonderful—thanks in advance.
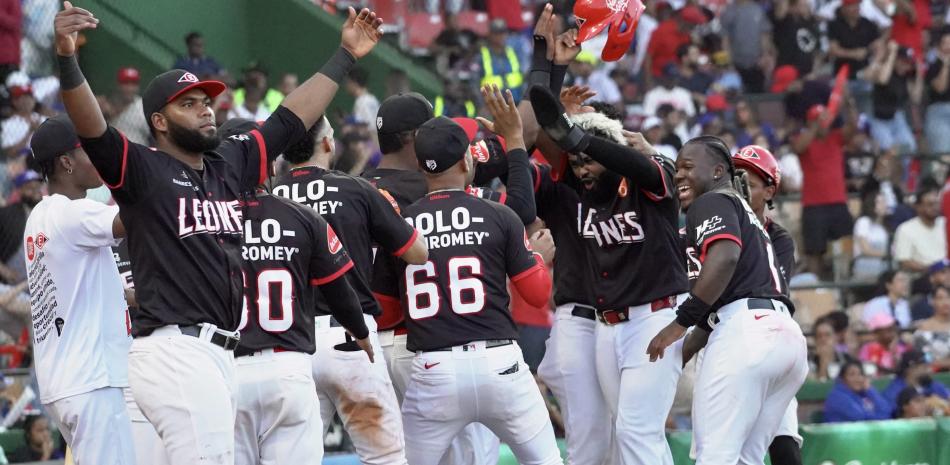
[327,224,343,254]
[377,188,400,214]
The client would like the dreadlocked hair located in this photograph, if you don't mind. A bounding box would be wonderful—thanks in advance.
[685,135,735,177]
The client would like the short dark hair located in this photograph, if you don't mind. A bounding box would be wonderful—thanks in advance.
[348,67,369,87]
[895,386,922,418]
[915,185,940,205]
[589,101,624,121]
[838,360,864,381]
[185,32,202,45]
[878,269,900,293]
[860,188,881,218]
[282,119,326,165]
[656,103,676,119]
[379,130,413,155]
[22,415,44,442]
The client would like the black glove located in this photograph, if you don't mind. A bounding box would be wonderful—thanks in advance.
[528,85,590,154]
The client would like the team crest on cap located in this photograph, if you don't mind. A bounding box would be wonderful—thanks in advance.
[425,160,438,171]
[178,72,199,83]
[738,147,760,159]
[376,117,383,130]
[606,0,629,13]
[327,224,343,254]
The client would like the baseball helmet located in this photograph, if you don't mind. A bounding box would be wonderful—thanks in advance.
[733,145,781,188]
[574,0,645,62]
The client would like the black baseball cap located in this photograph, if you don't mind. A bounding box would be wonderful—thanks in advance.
[376,92,433,136]
[415,116,474,174]
[142,69,226,129]
[30,115,80,163]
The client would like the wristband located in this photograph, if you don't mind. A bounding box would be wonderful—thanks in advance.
[528,37,552,88]
[675,294,711,328]
[57,54,86,91]
[550,64,568,94]
[319,48,357,85]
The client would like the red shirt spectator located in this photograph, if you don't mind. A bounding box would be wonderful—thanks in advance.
[797,128,848,206]
[0,0,21,72]
[646,8,706,78]
[891,0,932,57]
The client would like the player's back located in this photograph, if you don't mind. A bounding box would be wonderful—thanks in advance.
[400,191,537,352]
[238,193,352,354]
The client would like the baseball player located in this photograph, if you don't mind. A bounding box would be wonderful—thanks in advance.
[23,115,134,465]
[228,123,373,464]
[54,3,383,462]
[392,108,561,465]
[271,115,427,465]
[647,136,808,465]
[530,84,689,465]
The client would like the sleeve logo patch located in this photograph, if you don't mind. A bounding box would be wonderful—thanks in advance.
[378,189,400,214]
[327,224,343,254]
[694,216,724,243]
[36,233,48,249]
[25,236,34,261]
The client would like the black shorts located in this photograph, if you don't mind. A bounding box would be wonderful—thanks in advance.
[802,203,854,255]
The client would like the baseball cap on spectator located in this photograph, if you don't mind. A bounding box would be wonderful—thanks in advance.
[706,93,729,112]
[641,116,663,131]
[415,116,470,174]
[867,313,897,331]
[806,104,826,123]
[489,18,508,34]
[376,92,434,136]
[842,0,860,5]
[930,259,950,275]
[679,5,708,25]
[142,69,226,130]
[771,65,799,93]
[13,170,43,188]
[9,84,32,98]
[30,115,80,164]
[117,67,140,84]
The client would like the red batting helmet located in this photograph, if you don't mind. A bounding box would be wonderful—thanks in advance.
[574,0,646,62]
[733,145,781,188]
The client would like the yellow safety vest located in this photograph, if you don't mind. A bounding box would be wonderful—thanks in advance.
[480,46,523,91]
[232,88,284,112]
[434,96,476,118]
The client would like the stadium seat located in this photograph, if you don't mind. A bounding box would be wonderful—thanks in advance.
[456,9,489,37]
[792,288,841,331]
[367,0,408,33]
[406,13,444,52]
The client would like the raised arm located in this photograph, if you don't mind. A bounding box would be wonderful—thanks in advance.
[54,1,107,138]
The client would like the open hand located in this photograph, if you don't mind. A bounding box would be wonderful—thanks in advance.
[533,3,556,61]
[554,29,581,65]
[341,7,383,59]
[54,1,99,56]
[646,321,687,362]
[559,85,596,114]
[476,84,524,150]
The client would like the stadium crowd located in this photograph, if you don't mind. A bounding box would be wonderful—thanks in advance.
[2,0,950,460]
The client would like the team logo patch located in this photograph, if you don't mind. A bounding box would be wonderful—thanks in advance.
[36,233,48,249]
[606,0,629,13]
[178,72,199,83]
[470,141,490,163]
[327,224,343,254]
[617,178,628,198]
[376,116,383,130]
[25,236,34,261]
[425,160,438,171]
[378,189,400,214]
[694,215,724,243]
[229,134,250,142]
[738,147,760,159]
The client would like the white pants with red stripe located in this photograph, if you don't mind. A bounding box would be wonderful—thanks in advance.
[234,350,322,465]
[537,303,614,465]
[693,298,808,465]
[313,315,406,465]
[402,341,561,465]
[595,294,688,465]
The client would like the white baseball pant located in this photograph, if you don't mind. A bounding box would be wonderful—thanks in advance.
[692,298,808,465]
[234,350,322,465]
[774,398,802,447]
[595,294,688,465]
[124,387,168,465]
[380,329,499,465]
[313,315,406,465]
[46,386,137,465]
[402,341,562,465]
[537,303,614,465]
[128,325,237,465]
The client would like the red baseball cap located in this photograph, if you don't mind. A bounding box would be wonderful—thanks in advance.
[9,85,32,98]
[117,67,140,84]
[771,65,799,93]
[679,5,708,25]
[706,93,728,112]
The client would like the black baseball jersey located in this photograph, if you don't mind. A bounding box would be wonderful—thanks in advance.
[396,190,539,352]
[533,157,688,310]
[80,107,305,336]
[238,193,353,353]
[273,166,418,316]
[112,241,134,289]
[684,191,792,310]
[766,220,795,285]
[362,168,429,212]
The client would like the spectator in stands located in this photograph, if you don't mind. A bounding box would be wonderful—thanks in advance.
[431,12,479,75]
[102,67,150,145]
[2,83,44,159]
[925,27,950,156]
[771,0,820,77]
[867,41,922,155]
[478,18,524,101]
[277,73,298,97]
[434,79,477,118]
[569,52,622,108]
[852,190,891,280]
[893,387,928,418]
[644,5,705,85]
[345,67,380,126]
[823,361,893,422]
[861,151,914,229]
[643,66,695,136]
[860,313,911,374]
[911,260,950,319]
[656,104,685,150]
[0,171,42,287]
[843,118,875,192]
[720,0,774,93]
[893,186,946,275]
[641,116,678,160]
[826,310,860,356]
[676,45,715,103]
[9,414,63,462]
[791,102,857,276]
[734,99,779,150]
[230,62,282,121]
[914,285,950,370]
[0,0,20,85]
[883,349,950,408]
[827,0,881,112]
[890,0,932,58]
[172,32,223,79]
[810,318,860,381]
[863,270,912,327]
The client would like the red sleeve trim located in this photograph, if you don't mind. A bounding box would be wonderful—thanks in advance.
[105,131,130,190]
[640,157,669,202]
[532,164,542,193]
[250,129,267,186]
[311,260,354,286]
[392,229,419,257]
[699,234,742,262]
[373,292,401,304]
[510,255,544,283]
[498,191,508,205]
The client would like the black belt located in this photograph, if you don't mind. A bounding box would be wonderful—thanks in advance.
[748,298,776,311]
[571,305,596,321]
[178,325,240,351]
[432,339,513,352]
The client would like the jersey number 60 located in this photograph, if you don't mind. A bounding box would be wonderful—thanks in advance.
[405,257,485,320]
